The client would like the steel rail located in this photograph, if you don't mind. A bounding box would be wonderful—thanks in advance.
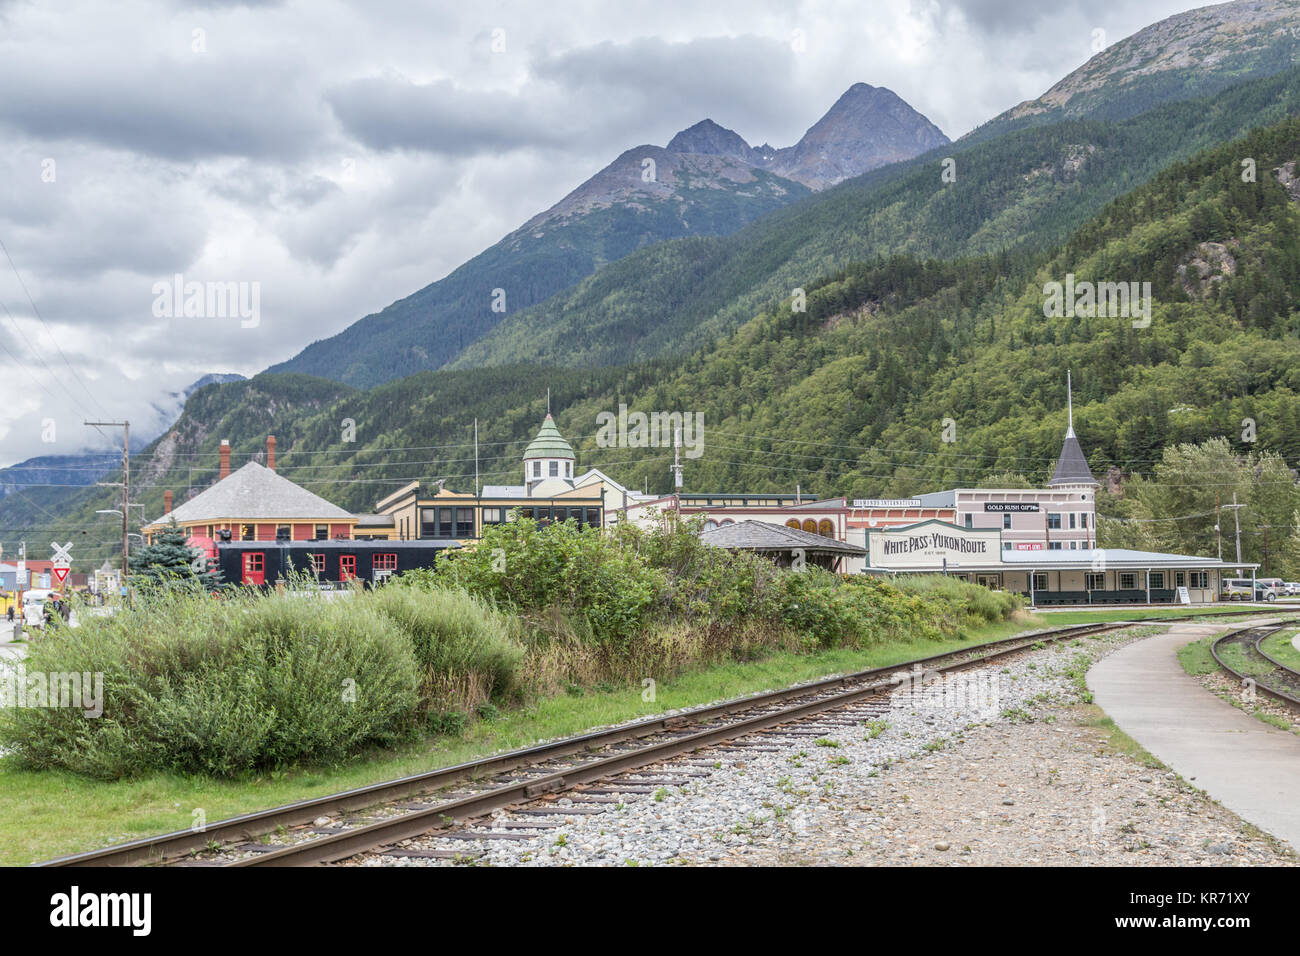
[1210,622,1300,708]
[38,606,1293,867]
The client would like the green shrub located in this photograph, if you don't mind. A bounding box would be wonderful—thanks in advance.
[0,589,420,778]
[434,517,670,646]
[366,584,523,716]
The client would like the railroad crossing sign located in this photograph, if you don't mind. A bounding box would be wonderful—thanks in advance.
[51,540,73,584]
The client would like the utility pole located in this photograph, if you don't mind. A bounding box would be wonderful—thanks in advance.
[473,418,479,498]
[87,420,129,585]
[672,424,683,491]
[1223,492,1245,566]
[14,541,24,641]
[1215,493,1222,561]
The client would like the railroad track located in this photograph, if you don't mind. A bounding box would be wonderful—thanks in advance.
[1210,621,1300,706]
[39,607,1296,868]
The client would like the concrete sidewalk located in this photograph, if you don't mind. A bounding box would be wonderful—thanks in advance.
[1088,620,1300,852]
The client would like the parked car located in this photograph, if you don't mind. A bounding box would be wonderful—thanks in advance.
[1221,578,1278,602]
[1284,582,1300,596]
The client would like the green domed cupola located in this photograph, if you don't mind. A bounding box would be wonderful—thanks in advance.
[523,414,575,493]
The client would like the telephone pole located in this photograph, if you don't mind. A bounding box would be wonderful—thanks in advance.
[87,420,129,583]
[1223,492,1245,566]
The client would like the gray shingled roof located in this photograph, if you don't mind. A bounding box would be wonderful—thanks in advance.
[152,461,353,524]
[1048,433,1099,486]
[699,519,865,554]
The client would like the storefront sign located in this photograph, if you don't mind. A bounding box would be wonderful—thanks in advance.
[1015,542,1044,551]
[984,502,1040,512]
[853,498,922,508]
[868,523,1001,569]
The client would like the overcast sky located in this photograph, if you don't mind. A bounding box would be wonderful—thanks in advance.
[0,0,1212,466]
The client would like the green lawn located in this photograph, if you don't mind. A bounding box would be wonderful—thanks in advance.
[1035,606,1294,626]
[1,615,1043,866]
[1259,629,1300,672]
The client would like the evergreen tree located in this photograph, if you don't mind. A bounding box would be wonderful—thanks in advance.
[130,522,221,590]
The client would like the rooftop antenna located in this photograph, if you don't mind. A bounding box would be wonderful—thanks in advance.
[1066,369,1075,439]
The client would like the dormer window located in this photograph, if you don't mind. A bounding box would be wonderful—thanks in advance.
[549,461,558,477]
[533,461,541,477]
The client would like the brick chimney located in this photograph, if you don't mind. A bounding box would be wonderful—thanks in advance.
[219,440,231,480]
[163,490,173,515]
[266,435,277,472]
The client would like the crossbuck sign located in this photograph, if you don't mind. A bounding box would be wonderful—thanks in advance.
[51,540,73,585]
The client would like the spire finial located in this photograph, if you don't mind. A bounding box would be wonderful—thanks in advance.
[1066,369,1075,439]
[546,388,551,416]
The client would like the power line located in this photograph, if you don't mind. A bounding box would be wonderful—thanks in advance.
[0,236,106,418]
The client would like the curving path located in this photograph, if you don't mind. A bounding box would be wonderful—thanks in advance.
[1087,619,1300,852]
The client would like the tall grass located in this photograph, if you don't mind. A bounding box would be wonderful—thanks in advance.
[368,584,523,718]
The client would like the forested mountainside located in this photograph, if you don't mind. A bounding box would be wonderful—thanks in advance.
[453,65,1300,372]
[18,107,1300,575]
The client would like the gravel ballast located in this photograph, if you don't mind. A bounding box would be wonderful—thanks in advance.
[355,628,1297,867]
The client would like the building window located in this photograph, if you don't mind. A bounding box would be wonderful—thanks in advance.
[1048,542,1062,550]
[532,461,540,477]
[1119,572,1137,590]
[585,507,602,527]
[482,507,502,524]
[818,519,834,538]
[373,553,397,572]
[566,461,572,477]
[786,519,801,530]
[339,555,357,581]
[241,524,255,541]
[456,508,475,537]
[964,514,973,528]
[1150,572,1165,589]
[1175,571,1186,588]
[315,524,328,540]
[1032,573,1048,591]
[206,525,214,539]
[1080,513,1088,528]
[1086,572,1105,590]
[549,461,558,477]
[1003,514,1012,530]
[1069,513,1076,529]
[310,553,325,574]
[801,519,817,534]
[276,524,291,541]
[1192,571,1209,589]
[1047,513,1062,529]
[1003,542,1012,551]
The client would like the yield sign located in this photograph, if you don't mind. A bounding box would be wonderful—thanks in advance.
[53,567,70,584]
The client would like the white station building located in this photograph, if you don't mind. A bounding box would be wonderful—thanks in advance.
[858,392,1257,605]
